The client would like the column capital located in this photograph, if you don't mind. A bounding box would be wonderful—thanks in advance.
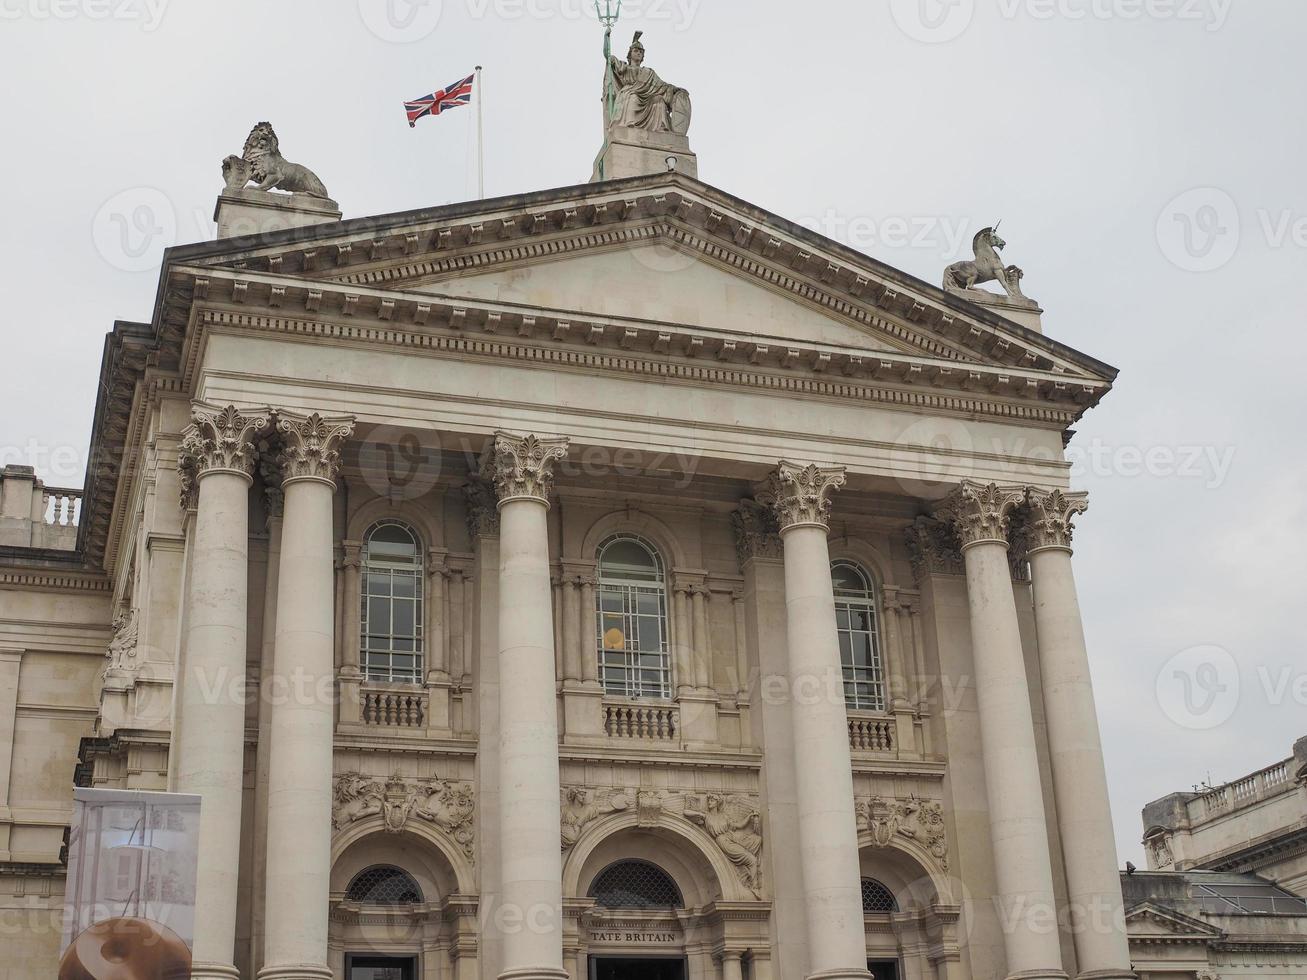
[274,409,355,488]
[479,431,570,508]
[938,481,1026,551]
[1022,487,1090,555]
[177,402,271,508]
[760,460,847,533]
[904,516,964,581]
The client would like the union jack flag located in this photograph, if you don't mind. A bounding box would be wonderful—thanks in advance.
[405,73,476,128]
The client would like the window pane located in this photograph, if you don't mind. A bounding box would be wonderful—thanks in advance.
[393,602,415,637]
[392,574,416,599]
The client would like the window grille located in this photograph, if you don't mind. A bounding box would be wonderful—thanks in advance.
[345,865,424,905]
[832,561,886,711]
[595,536,672,700]
[361,522,424,684]
[861,877,898,913]
[589,860,684,909]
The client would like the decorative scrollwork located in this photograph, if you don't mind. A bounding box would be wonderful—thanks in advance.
[275,410,355,486]
[479,431,570,506]
[177,402,271,508]
[759,460,847,532]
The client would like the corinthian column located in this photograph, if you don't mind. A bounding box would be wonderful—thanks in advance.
[1023,489,1134,980]
[482,432,571,980]
[763,462,870,980]
[942,481,1066,980]
[258,410,355,980]
[175,402,269,980]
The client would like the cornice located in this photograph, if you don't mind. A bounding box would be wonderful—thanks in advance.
[182,278,1100,427]
[0,566,111,593]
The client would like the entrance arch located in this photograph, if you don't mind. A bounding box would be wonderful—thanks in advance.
[564,820,771,980]
[329,824,477,980]
[857,841,961,980]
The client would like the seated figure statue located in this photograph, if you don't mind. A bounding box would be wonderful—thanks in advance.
[607,31,692,136]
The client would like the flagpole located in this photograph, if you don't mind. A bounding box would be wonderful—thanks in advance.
[475,64,485,199]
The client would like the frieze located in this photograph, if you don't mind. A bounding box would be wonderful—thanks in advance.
[333,772,475,862]
[855,794,950,872]
[560,786,763,897]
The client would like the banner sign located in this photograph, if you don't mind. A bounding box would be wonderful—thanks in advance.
[59,788,202,980]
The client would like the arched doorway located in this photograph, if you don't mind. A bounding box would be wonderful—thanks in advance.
[857,842,959,980]
[563,818,773,980]
[329,823,476,980]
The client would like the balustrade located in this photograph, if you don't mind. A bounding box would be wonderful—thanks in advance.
[42,488,81,526]
[847,712,895,753]
[602,700,679,741]
[361,685,427,728]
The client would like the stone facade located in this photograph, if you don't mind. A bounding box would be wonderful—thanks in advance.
[0,151,1137,980]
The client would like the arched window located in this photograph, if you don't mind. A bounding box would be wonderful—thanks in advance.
[596,535,671,700]
[361,522,424,684]
[861,876,898,914]
[589,860,683,909]
[345,865,424,905]
[832,561,885,711]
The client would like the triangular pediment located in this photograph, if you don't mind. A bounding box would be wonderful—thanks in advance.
[406,238,910,354]
[1125,902,1225,942]
[184,173,1118,386]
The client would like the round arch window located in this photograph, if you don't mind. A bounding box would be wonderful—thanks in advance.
[361,521,424,684]
[589,859,684,909]
[861,876,898,914]
[596,536,671,700]
[345,865,424,905]
[831,560,886,712]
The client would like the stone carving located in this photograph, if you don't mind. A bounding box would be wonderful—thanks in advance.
[275,410,356,486]
[904,516,964,580]
[938,481,1026,549]
[222,122,332,200]
[561,787,631,850]
[177,402,271,508]
[561,788,763,895]
[943,227,1030,303]
[104,609,139,671]
[332,772,476,861]
[1146,832,1174,869]
[1022,487,1089,553]
[685,793,764,896]
[856,795,950,872]
[606,31,692,136]
[731,500,783,564]
[464,477,501,538]
[759,461,847,532]
[480,431,570,505]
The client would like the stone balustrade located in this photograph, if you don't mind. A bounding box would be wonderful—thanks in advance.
[361,684,428,729]
[602,699,679,741]
[43,488,82,527]
[1196,758,1296,819]
[847,712,895,753]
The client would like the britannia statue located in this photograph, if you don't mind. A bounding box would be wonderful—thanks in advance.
[604,30,692,136]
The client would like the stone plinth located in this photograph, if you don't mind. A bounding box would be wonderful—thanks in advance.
[947,287,1045,333]
[214,188,341,241]
[592,126,698,182]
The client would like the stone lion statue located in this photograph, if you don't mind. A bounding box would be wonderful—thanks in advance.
[222,122,331,200]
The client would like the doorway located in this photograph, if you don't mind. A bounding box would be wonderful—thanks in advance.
[590,956,687,980]
[347,955,418,980]
[868,960,900,980]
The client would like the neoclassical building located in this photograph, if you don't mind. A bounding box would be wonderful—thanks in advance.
[1,51,1138,980]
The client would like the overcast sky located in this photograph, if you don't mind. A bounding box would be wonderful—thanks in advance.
[1,1,1304,864]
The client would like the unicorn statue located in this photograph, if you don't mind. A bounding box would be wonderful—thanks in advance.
[943,224,1030,302]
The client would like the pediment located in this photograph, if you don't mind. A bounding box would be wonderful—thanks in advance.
[405,238,910,355]
[183,173,1118,385]
[1126,903,1225,942]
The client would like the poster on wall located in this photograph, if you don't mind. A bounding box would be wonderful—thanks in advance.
[59,788,202,980]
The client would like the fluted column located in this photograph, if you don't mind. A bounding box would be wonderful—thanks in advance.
[1024,489,1134,980]
[942,481,1067,980]
[763,461,870,980]
[175,402,269,980]
[259,410,355,980]
[482,431,571,980]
